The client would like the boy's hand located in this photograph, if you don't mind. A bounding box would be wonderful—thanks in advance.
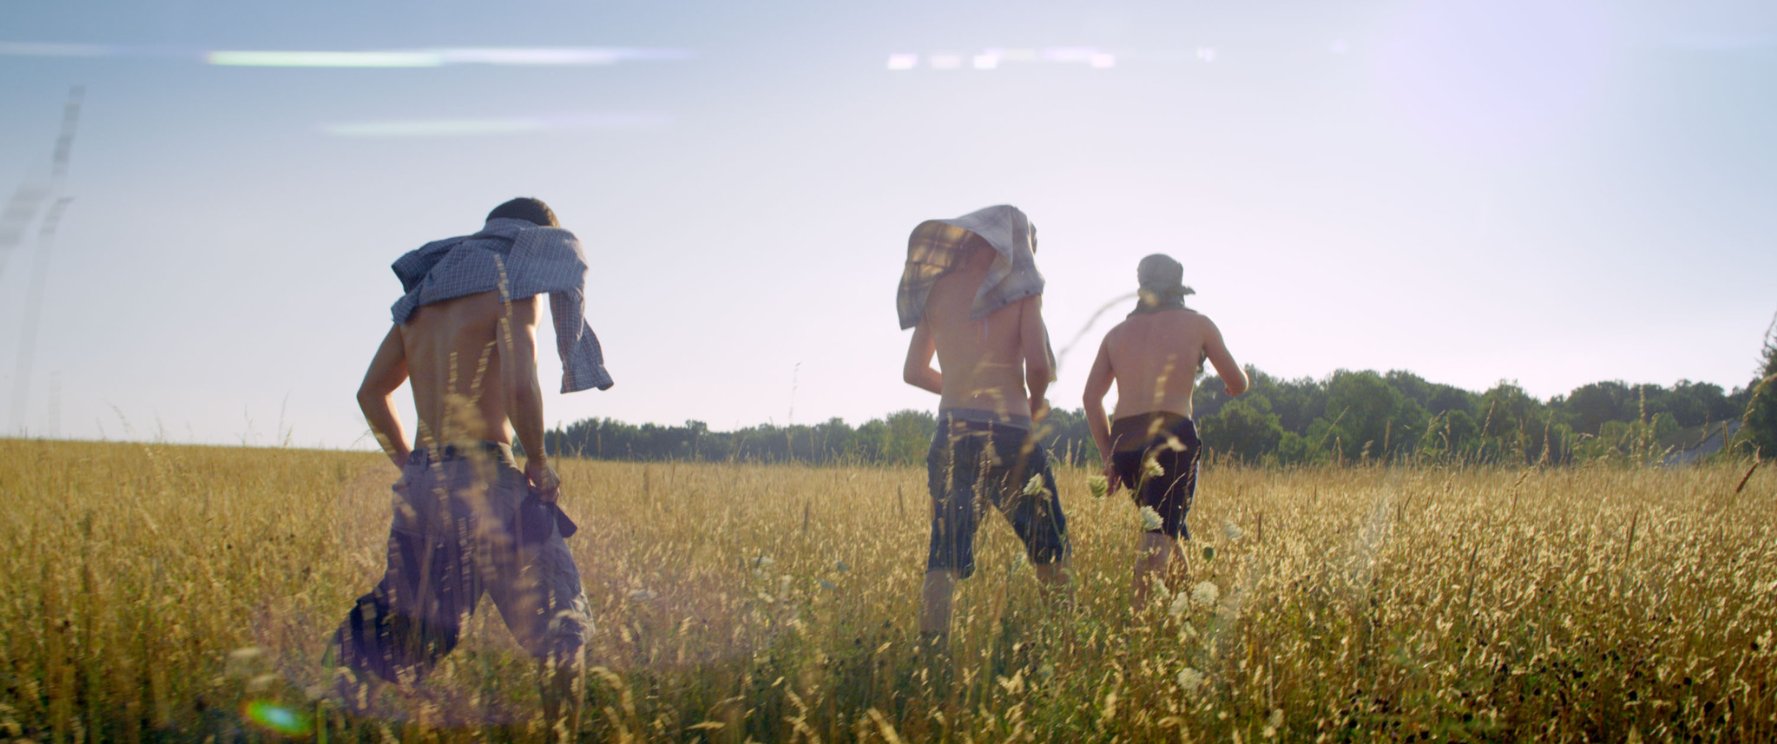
[1101,462,1123,496]
[525,458,561,503]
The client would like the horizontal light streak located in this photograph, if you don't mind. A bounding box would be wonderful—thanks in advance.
[0,41,692,67]
[208,50,441,67]
[209,47,693,68]
[885,47,1118,71]
[320,112,671,138]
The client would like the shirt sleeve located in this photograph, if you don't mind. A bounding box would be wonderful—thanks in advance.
[551,287,614,393]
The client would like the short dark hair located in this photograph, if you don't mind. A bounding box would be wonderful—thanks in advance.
[486,197,559,227]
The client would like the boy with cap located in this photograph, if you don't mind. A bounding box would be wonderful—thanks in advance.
[1081,254,1248,610]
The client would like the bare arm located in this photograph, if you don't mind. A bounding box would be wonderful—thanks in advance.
[357,324,411,469]
[1020,295,1053,418]
[1082,338,1116,465]
[1202,317,1248,396]
[499,296,551,478]
[902,322,943,395]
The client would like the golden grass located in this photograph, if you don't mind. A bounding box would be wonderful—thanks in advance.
[1,438,1773,741]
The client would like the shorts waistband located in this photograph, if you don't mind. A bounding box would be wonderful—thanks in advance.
[938,407,1033,430]
[1110,412,1196,452]
[408,441,514,466]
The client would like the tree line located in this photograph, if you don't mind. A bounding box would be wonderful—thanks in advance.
[546,351,1775,468]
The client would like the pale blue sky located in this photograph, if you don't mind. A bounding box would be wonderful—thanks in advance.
[2,0,1774,447]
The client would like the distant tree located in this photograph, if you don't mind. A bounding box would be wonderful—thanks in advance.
[1559,381,1630,435]
[1417,408,1479,460]
[1200,397,1284,463]
[1744,318,1777,457]
[883,410,935,466]
[1666,380,1729,428]
[1265,373,1327,434]
[1324,370,1425,462]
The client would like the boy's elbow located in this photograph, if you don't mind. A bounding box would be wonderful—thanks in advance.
[1225,378,1250,397]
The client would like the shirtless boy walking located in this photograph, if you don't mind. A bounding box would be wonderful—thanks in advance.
[898,205,1073,648]
[1082,254,1247,610]
[336,197,612,729]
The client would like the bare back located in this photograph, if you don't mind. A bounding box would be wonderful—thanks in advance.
[401,291,540,448]
[1102,308,1231,421]
[925,255,1034,418]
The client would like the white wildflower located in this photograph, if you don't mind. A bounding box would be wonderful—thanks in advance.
[1191,580,1219,608]
[1139,506,1164,532]
[228,646,266,664]
[247,673,278,694]
[754,555,775,568]
[1143,456,1165,480]
[1222,520,1244,542]
[627,588,658,602]
[226,646,267,678]
[1168,592,1191,617]
[1087,474,1109,499]
[1176,667,1205,692]
[1022,474,1047,497]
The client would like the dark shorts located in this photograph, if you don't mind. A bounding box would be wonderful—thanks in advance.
[926,413,1070,579]
[334,442,589,683]
[1110,413,1202,539]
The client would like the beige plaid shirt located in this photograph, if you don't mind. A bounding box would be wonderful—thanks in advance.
[896,205,1044,330]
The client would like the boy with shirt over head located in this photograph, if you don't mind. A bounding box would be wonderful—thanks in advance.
[897,205,1074,652]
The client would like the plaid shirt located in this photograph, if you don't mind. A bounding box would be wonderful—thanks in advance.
[390,218,614,393]
[896,205,1044,330]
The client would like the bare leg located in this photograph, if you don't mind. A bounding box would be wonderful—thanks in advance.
[540,652,582,741]
[1130,532,1174,611]
[919,569,958,644]
[1034,559,1074,612]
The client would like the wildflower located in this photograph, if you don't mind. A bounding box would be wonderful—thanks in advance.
[1168,592,1191,617]
[226,646,267,678]
[627,588,658,602]
[754,555,775,568]
[1143,456,1165,480]
[229,646,266,664]
[1222,520,1244,542]
[1087,475,1109,499]
[1176,667,1205,692]
[1191,580,1219,608]
[1139,506,1164,532]
[1022,474,1047,497]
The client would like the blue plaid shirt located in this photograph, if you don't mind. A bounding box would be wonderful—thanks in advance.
[390,218,614,393]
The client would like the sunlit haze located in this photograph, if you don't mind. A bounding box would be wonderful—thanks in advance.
[2,0,1773,448]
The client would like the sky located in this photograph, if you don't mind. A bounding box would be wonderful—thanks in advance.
[2,0,1774,449]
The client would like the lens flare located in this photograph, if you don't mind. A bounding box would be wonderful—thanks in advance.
[243,700,313,736]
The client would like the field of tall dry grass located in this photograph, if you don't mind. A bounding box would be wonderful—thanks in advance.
[1,437,1773,741]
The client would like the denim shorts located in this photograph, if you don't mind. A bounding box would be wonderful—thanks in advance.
[925,414,1070,579]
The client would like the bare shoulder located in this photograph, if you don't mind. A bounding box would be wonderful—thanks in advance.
[1103,316,1134,344]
